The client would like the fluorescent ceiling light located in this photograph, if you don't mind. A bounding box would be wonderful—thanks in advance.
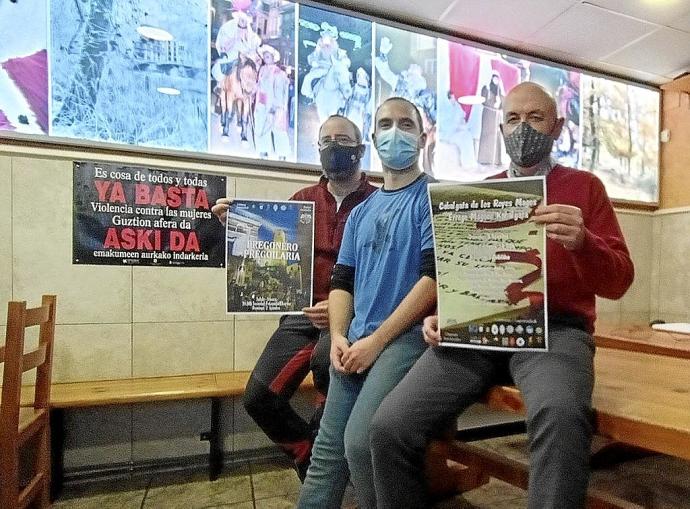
[458,95,486,105]
[137,26,174,41]
[157,87,181,96]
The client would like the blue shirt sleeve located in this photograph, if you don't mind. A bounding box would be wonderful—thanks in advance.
[336,211,357,267]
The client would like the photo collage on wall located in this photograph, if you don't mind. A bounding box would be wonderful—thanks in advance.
[0,0,661,203]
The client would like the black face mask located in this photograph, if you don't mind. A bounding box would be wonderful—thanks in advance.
[319,143,361,178]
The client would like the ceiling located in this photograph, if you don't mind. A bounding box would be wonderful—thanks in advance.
[325,0,690,86]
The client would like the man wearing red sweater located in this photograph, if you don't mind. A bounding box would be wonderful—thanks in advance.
[213,115,377,480]
[369,82,634,509]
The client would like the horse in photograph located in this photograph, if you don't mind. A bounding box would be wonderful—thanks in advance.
[219,55,258,144]
[312,54,353,125]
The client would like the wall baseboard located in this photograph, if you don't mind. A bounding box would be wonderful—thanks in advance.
[62,446,287,488]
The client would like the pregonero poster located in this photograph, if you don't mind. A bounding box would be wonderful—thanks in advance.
[73,161,227,267]
[428,177,548,351]
[226,199,314,313]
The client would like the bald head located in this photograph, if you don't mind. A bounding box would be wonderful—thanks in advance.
[502,82,562,138]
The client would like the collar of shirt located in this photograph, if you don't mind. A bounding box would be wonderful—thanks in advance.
[507,157,556,178]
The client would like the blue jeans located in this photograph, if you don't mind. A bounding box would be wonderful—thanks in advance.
[296,327,427,509]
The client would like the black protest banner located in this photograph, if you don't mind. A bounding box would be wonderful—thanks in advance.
[73,161,226,267]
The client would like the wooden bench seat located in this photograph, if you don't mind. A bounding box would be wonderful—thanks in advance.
[9,371,313,408]
[482,348,690,460]
[2,370,316,498]
[433,347,690,508]
[9,324,687,506]
[594,322,690,359]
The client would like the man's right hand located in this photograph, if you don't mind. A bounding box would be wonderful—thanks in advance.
[303,300,329,329]
[423,315,441,347]
[211,198,232,225]
[330,333,350,373]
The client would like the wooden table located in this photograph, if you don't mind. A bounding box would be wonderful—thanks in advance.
[593,347,690,460]
[486,347,690,460]
[595,322,690,359]
[448,347,690,508]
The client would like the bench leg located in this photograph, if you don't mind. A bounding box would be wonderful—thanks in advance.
[447,442,644,509]
[590,438,654,469]
[426,440,489,499]
[50,409,65,501]
[201,398,224,481]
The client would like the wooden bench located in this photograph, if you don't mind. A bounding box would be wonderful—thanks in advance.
[434,346,690,508]
[594,322,690,359]
[4,371,316,497]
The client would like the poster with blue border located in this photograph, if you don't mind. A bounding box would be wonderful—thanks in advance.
[226,198,314,313]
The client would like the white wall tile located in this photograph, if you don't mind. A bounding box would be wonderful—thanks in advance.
[655,213,690,317]
[52,324,132,382]
[233,316,281,371]
[12,156,132,324]
[132,321,234,377]
[132,267,230,323]
[617,212,652,322]
[0,155,11,324]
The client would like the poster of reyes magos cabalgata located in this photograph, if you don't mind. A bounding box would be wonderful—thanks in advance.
[226,199,314,313]
[73,161,227,267]
[429,177,548,351]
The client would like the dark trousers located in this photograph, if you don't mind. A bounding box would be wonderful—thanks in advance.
[371,324,595,509]
[243,314,331,479]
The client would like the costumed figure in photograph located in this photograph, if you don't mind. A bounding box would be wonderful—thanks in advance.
[301,25,354,126]
[341,67,372,144]
[254,45,291,160]
[477,70,505,166]
[300,25,342,101]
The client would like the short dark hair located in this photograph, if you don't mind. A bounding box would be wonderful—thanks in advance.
[375,97,424,133]
[318,114,363,144]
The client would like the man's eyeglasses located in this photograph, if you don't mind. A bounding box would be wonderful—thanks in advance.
[318,135,359,148]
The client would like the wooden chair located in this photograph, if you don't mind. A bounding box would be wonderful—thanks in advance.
[1,295,57,509]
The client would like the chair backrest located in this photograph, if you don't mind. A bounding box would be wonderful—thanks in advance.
[0,295,57,509]
[1,295,57,420]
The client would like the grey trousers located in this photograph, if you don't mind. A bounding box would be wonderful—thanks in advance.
[370,324,595,509]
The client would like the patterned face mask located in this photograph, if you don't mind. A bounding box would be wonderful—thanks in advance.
[503,121,555,168]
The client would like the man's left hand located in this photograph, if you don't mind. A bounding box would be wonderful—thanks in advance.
[341,336,383,374]
[532,204,585,251]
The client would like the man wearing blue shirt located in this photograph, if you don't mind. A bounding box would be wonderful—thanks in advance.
[297,97,437,509]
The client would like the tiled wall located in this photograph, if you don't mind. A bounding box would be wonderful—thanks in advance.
[596,210,655,325]
[0,147,318,466]
[650,208,690,323]
[597,207,690,326]
[1,145,687,470]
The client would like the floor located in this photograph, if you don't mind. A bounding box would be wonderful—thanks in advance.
[53,435,690,509]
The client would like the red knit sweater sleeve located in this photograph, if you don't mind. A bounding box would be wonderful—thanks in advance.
[567,175,634,299]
